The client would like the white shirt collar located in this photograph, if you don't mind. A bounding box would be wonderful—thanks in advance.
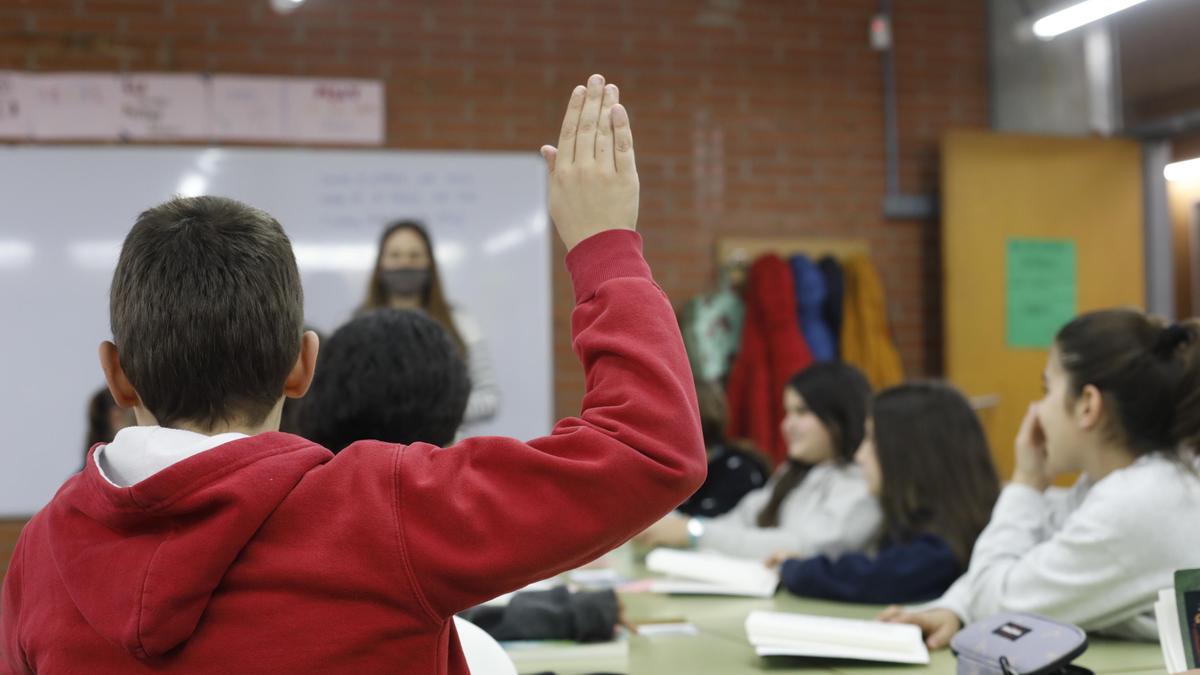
[94,425,249,488]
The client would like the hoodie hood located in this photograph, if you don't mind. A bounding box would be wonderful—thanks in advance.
[46,431,331,659]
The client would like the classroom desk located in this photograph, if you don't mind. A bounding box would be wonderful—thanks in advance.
[599,548,1166,675]
[618,590,1166,674]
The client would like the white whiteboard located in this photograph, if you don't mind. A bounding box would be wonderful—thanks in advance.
[0,146,551,517]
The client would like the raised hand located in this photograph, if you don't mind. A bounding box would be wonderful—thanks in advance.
[540,74,639,251]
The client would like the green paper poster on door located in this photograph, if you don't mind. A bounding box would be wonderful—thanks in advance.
[1006,238,1077,349]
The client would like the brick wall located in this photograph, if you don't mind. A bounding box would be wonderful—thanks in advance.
[0,0,989,572]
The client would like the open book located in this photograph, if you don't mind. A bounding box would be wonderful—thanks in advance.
[645,548,779,598]
[745,610,930,665]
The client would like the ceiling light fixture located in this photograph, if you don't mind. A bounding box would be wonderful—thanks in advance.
[1032,0,1153,40]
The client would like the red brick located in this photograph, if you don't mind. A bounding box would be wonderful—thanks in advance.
[8,0,987,416]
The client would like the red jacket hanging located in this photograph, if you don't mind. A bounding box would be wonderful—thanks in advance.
[726,254,813,466]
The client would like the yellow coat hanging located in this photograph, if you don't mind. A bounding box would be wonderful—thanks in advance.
[840,255,904,390]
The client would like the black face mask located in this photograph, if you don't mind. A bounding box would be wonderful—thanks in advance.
[380,268,430,297]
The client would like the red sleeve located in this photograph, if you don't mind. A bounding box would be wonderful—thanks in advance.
[394,230,707,619]
[1,534,31,675]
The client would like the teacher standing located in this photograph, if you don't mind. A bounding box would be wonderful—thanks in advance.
[359,220,500,430]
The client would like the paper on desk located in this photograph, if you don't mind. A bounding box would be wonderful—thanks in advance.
[746,610,929,665]
[635,622,699,637]
[645,548,779,598]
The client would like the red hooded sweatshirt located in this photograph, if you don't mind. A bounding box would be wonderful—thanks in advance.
[725,254,813,466]
[0,230,706,674]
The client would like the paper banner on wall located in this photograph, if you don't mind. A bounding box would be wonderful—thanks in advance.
[119,74,209,140]
[211,75,288,142]
[27,73,122,140]
[0,72,30,139]
[0,72,384,145]
[1006,238,1077,349]
[286,79,384,145]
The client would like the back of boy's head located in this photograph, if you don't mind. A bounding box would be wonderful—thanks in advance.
[298,309,470,452]
[110,196,303,429]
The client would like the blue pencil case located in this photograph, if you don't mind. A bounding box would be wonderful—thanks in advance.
[950,612,1092,675]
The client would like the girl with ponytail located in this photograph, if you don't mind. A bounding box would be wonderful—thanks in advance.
[767,382,1001,605]
[885,309,1200,650]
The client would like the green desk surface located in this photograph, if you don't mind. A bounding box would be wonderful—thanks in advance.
[519,547,1167,674]
[620,591,1164,674]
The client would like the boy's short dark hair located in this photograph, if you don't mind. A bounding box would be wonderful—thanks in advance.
[110,196,303,428]
[299,309,470,451]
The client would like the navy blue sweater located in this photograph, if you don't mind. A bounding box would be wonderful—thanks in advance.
[778,533,962,605]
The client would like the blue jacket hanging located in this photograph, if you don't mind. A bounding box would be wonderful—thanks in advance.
[818,256,844,359]
[789,254,836,362]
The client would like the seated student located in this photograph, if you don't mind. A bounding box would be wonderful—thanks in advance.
[635,362,881,560]
[676,379,771,518]
[0,75,706,673]
[883,309,1200,649]
[297,310,468,451]
[300,309,622,643]
[766,382,1001,604]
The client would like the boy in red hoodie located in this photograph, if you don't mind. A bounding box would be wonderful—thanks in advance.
[0,74,705,674]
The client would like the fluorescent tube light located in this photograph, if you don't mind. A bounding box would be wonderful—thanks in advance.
[1032,0,1152,40]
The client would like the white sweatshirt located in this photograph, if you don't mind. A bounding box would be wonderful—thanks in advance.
[697,462,882,560]
[930,454,1200,640]
[452,310,500,428]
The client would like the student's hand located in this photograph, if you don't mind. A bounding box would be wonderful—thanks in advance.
[764,550,800,569]
[540,73,639,252]
[877,606,962,650]
[1012,403,1052,492]
[632,514,689,549]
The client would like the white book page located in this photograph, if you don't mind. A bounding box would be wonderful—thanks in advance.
[648,579,776,598]
[746,611,929,665]
[645,548,779,596]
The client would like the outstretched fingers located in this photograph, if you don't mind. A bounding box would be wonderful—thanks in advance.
[555,85,586,167]
[573,74,606,167]
[612,104,636,175]
[595,84,619,172]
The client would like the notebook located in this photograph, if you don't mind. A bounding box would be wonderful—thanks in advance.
[745,610,930,665]
[644,548,779,598]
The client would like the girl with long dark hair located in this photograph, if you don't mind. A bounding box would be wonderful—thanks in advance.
[636,362,880,560]
[768,382,1001,604]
